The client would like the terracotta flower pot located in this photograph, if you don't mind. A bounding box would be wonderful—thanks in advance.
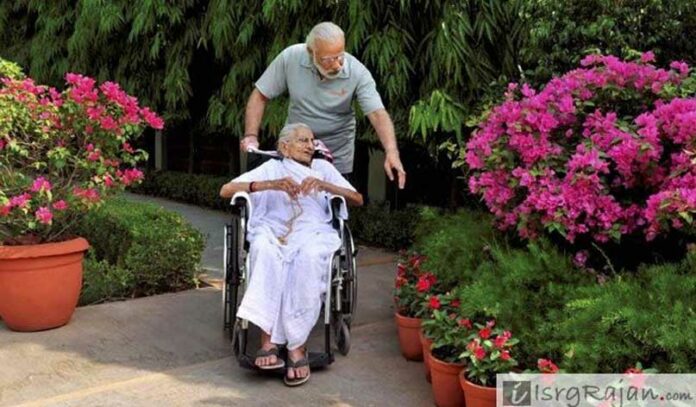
[0,237,89,331]
[460,370,496,407]
[419,328,433,382]
[429,353,465,407]
[394,312,423,360]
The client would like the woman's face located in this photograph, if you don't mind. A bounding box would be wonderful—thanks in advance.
[281,128,315,165]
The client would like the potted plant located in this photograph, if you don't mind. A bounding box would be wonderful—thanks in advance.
[417,287,458,383]
[458,321,519,407]
[0,59,163,331]
[421,295,470,407]
[393,251,429,360]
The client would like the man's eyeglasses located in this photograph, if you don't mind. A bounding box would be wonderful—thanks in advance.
[319,53,345,64]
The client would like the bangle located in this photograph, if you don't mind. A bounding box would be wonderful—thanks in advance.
[249,182,256,193]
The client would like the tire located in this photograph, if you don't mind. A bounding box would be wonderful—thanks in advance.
[336,318,351,355]
[342,225,357,319]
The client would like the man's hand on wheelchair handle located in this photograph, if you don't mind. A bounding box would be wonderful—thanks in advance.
[241,134,260,152]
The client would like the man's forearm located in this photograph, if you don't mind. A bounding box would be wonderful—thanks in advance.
[367,109,398,153]
[244,89,268,137]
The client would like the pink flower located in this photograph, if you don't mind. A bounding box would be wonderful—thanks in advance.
[0,205,10,216]
[87,150,101,161]
[538,358,559,374]
[52,200,68,210]
[35,207,53,225]
[493,335,509,349]
[500,350,511,361]
[122,142,135,153]
[31,176,52,193]
[474,346,486,360]
[0,138,5,150]
[10,193,31,208]
[73,187,100,203]
[640,51,655,64]
[458,318,472,329]
[573,250,589,267]
[140,107,164,130]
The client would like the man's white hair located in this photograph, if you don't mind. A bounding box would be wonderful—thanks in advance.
[306,22,344,49]
[277,122,312,150]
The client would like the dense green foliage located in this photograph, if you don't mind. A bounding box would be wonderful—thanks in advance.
[413,210,696,372]
[131,170,231,210]
[73,196,204,304]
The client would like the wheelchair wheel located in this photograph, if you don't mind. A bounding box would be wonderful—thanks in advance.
[335,318,351,356]
[341,225,358,320]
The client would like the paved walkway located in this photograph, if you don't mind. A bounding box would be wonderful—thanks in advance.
[0,194,433,406]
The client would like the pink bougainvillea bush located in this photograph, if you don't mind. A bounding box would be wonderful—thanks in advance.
[466,53,696,244]
[0,59,164,245]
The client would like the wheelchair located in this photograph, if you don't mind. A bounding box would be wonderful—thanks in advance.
[222,150,358,371]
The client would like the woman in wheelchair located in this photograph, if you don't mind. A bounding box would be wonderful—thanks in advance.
[219,123,363,386]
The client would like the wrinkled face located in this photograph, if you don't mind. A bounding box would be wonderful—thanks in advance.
[280,127,315,165]
[309,37,345,80]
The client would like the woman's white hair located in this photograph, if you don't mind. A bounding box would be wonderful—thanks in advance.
[306,22,344,49]
[277,123,312,151]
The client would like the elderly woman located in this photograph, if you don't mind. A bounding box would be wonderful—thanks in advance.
[219,123,363,386]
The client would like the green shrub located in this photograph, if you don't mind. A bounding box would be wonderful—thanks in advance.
[456,240,595,368]
[540,252,696,373]
[347,202,422,251]
[414,208,497,289]
[73,196,205,301]
[80,254,134,306]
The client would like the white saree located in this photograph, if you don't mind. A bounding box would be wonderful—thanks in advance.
[230,158,354,350]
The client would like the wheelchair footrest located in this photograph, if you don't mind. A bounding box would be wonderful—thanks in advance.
[237,350,334,372]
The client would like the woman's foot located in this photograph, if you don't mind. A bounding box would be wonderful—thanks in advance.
[255,332,284,369]
[284,347,310,387]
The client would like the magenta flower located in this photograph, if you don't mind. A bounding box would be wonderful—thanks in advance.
[31,176,52,193]
[52,200,68,210]
[35,207,53,225]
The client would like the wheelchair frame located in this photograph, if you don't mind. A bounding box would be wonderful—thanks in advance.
[222,191,358,371]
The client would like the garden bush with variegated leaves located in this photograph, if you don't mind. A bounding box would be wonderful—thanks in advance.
[0,59,163,245]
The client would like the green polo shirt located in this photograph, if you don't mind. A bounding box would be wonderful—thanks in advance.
[255,43,385,174]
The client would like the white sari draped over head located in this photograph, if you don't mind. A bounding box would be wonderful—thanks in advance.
[231,158,354,350]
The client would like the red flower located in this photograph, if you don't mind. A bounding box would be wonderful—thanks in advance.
[415,275,432,292]
[478,327,492,339]
[409,254,425,269]
[395,276,407,288]
[624,367,642,374]
[458,318,472,329]
[493,335,508,349]
[396,263,406,277]
[500,350,511,361]
[428,296,441,310]
[450,299,461,308]
[474,346,486,360]
[537,358,559,374]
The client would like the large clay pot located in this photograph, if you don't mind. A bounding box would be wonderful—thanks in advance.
[394,312,423,360]
[419,328,434,382]
[0,237,89,331]
[460,370,496,407]
[429,352,465,407]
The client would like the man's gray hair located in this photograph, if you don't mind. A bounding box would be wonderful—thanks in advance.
[277,122,312,150]
[306,22,344,49]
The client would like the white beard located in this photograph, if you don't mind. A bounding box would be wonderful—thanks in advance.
[313,56,341,80]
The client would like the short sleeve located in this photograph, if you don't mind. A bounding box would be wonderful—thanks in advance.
[254,50,288,99]
[355,66,385,116]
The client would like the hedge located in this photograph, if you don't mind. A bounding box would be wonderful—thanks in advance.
[72,196,205,305]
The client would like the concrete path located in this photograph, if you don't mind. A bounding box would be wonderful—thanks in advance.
[0,194,434,406]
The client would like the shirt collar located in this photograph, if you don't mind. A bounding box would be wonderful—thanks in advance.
[300,46,350,79]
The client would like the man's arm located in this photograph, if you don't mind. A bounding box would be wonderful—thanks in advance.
[240,89,269,151]
[367,108,406,189]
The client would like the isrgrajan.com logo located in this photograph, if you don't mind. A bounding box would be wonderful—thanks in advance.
[497,374,695,407]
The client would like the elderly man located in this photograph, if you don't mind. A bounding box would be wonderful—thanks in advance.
[220,123,363,387]
[241,21,406,189]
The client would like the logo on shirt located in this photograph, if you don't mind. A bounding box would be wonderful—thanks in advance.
[327,88,348,97]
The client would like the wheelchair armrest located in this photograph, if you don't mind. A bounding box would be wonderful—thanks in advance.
[230,191,253,221]
[329,195,348,222]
